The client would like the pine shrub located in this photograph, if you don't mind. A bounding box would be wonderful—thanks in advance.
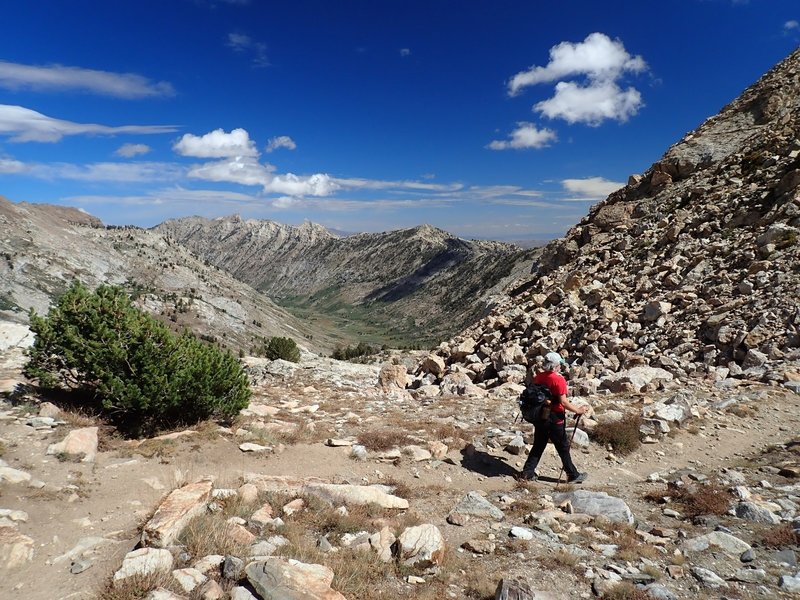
[24,282,250,435]
[263,336,301,362]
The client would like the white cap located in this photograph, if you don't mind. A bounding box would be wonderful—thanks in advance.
[544,351,564,366]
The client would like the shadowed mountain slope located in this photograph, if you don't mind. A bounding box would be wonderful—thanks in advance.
[154,218,536,346]
[0,197,333,353]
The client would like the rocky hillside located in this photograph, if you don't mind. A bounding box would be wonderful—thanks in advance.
[0,197,335,354]
[424,47,800,392]
[154,217,536,346]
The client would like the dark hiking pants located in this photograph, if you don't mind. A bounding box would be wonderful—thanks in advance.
[521,415,578,479]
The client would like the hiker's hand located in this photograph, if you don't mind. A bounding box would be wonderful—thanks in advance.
[574,405,588,415]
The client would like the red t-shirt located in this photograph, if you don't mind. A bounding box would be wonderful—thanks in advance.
[534,370,568,414]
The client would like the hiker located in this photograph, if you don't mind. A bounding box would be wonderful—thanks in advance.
[518,351,589,483]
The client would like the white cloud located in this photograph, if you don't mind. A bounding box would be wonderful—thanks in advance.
[508,32,646,96]
[32,161,183,182]
[784,20,799,31]
[0,60,174,98]
[487,122,557,150]
[0,157,27,173]
[0,104,178,143]
[174,128,258,158]
[400,48,411,57]
[535,80,642,125]
[114,143,152,158]
[502,33,647,129]
[265,135,297,152]
[561,176,624,198]
[227,32,269,67]
[333,177,463,192]
[187,156,271,186]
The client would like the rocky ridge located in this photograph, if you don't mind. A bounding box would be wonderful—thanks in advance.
[425,47,800,393]
[154,217,536,345]
[0,197,334,353]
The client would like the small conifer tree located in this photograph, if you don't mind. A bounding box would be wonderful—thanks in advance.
[263,336,301,362]
[24,281,250,435]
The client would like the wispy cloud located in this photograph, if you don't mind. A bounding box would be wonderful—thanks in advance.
[226,32,269,68]
[400,48,411,57]
[507,33,647,126]
[29,161,183,182]
[114,143,152,158]
[0,60,174,98]
[488,122,557,150]
[332,177,463,192]
[0,104,178,143]
[784,20,799,33]
[561,176,623,199]
[265,135,297,152]
[0,157,26,174]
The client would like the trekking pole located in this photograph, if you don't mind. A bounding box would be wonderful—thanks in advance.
[555,413,582,491]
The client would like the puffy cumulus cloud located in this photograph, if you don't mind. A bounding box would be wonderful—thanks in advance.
[265,135,297,152]
[561,176,624,198]
[0,104,178,143]
[114,143,151,158]
[501,33,647,130]
[487,122,557,150]
[508,32,646,96]
[0,60,174,98]
[265,173,338,196]
[187,156,271,186]
[535,80,642,125]
[174,128,258,158]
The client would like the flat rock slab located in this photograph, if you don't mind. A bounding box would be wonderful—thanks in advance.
[304,483,409,509]
[141,480,213,548]
[46,426,98,462]
[684,531,751,555]
[0,525,34,568]
[243,474,327,493]
[114,547,174,581]
[245,558,346,600]
[450,491,505,521]
[554,490,634,525]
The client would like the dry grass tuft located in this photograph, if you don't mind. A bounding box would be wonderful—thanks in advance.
[94,571,177,600]
[179,512,252,558]
[643,481,732,518]
[758,522,799,547]
[600,582,655,600]
[59,407,100,428]
[537,548,581,571]
[591,412,642,455]
[357,428,415,452]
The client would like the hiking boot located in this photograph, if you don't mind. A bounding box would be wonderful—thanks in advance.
[517,471,538,482]
[567,472,588,484]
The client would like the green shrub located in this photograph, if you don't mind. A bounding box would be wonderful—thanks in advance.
[331,342,380,361]
[24,282,250,435]
[263,336,301,362]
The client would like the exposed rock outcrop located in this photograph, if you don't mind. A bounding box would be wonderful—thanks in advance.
[429,47,800,390]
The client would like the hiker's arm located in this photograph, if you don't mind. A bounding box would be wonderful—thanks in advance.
[561,396,588,415]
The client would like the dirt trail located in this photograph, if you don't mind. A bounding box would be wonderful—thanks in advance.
[1,376,798,599]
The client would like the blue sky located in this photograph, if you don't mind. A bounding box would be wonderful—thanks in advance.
[0,1,798,240]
